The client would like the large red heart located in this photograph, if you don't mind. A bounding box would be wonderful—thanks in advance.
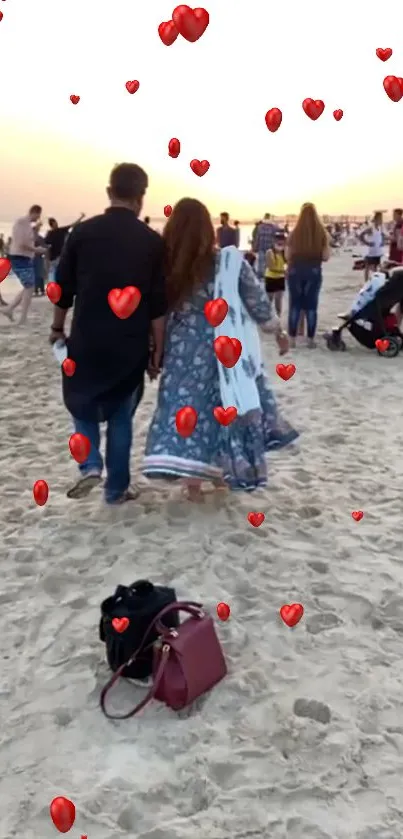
[213,336,242,368]
[383,75,403,103]
[302,98,325,120]
[112,617,130,633]
[158,20,179,46]
[172,5,209,42]
[0,257,11,283]
[276,363,296,381]
[265,108,282,133]
[213,406,237,426]
[351,510,364,522]
[46,281,62,304]
[190,158,210,177]
[176,406,198,437]
[375,338,390,352]
[69,433,91,464]
[108,286,141,319]
[204,297,228,326]
[376,47,392,62]
[168,137,181,158]
[125,80,140,94]
[50,797,76,834]
[247,512,265,528]
[280,603,304,627]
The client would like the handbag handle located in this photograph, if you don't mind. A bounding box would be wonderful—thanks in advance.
[99,601,203,720]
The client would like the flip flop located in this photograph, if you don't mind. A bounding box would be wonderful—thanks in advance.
[67,473,102,499]
[107,486,141,505]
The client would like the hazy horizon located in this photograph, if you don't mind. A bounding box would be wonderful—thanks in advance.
[1,0,402,222]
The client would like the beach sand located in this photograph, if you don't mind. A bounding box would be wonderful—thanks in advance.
[1,252,403,839]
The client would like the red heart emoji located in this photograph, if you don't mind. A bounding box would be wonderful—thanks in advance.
[190,158,210,177]
[213,406,238,426]
[333,109,343,121]
[112,617,130,633]
[158,19,179,46]
[0,11,3,19]
[164,205,173,217]
[351,510,364,521]
[376,47,392,62]
[70,94,80,105]
[265,108,282,133]
[383,75,403,103]
[69,433,91,464]
[276,363,296,381]
[108,286,141,319]
[280,603,304,627]
[125,80,140,94]
[302,98,325,120]
[33,479,49,507]
[204,297,228,327]
[46,281,62,304]
[214,336,242,368]
[50,797,76,834]
[375,338,390,352]
[0,257,11,283]
[168,137,181,158]
[176,406,198,437]
[172,5,209,42]
[247,512,265,527]
[62,358,76,377]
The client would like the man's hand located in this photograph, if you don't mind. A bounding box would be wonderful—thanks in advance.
[147,349,163,381]
[49,327,66,345]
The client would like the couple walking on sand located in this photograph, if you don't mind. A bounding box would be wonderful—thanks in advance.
[50,162,299,505]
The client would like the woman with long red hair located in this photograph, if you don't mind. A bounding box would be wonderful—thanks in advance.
[143,198,298,500]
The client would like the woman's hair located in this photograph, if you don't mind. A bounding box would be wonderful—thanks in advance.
[288,203,327,261]
[163,198,216,308]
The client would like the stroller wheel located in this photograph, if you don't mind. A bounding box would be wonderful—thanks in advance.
[377,336,400,358]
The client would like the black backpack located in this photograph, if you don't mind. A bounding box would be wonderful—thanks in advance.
[99,580,178,679]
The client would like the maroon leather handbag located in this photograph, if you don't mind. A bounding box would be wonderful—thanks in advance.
[100,601,227,719]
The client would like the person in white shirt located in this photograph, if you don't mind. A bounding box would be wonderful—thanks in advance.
[359,211,385,283]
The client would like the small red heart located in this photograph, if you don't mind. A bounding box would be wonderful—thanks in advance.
[265,107,282,133]
[190,158,210,177]
[112,617,130,633]
[280,603,304,627]
[302,98,325,120]
[383,75,403,103]
[172,5,209,42]
[247,512,265,527]
[204,297,228,327]
[333,109,343,121]
[216,602,230,621]
[213,406,238,426]
[164,205,173,218]
[108,286,141,319]
[213,336,242,368]
[276,363,296,381]
[33,479,49,507]
[62,358,76,377]
[70,95,80,105]
[168,137,181,158]
[376,47,392,62]
[352,510,364,521]
[46,281,62,304]
[176,406,198,437]
[0,256,11,283]
[158,19,179,46]
[375,338,390,352]
[125,80,140,94]
[69,433,91,464]
[0,11,3,19]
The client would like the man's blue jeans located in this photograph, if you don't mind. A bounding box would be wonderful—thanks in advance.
[73,386,142,503]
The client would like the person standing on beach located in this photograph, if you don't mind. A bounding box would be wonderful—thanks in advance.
[45,214,85,282]
[49,163,167,504]
[216,212,238,248]
[389,208,403,264]
[252,213,278,279]
[0,205,47,324]
[33,222,48,296]
[233,221,240,248]
[359,211,385,283]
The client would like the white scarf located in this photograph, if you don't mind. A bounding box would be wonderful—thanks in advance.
[214,246,262,416]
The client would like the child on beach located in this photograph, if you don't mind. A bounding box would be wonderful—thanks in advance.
[265,231,287,316]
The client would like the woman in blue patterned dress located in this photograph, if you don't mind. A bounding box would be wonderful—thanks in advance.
[143,199,299,500]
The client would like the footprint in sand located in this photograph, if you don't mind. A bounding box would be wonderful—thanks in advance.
[305,612,342,634]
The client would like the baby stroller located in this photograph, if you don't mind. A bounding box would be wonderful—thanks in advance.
[324,267,403,358]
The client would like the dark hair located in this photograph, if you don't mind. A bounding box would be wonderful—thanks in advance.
[109,163,148,201]
[220,212,229,222]
[394,208,403,216]
[144,216,150,224]
[29,204,42,214]
[163,198,215,309]
[48,217,57,226]
[234,220,239,226]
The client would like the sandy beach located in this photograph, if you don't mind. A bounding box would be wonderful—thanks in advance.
[1,250,403,839]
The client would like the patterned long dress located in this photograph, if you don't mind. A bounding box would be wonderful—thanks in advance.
[143,258,299,491]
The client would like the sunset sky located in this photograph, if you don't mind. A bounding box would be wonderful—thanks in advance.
[0,0,402,223]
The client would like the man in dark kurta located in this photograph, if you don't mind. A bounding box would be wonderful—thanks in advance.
[49,163,167,504]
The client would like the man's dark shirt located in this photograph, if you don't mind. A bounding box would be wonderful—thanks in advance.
[55,207,167,421]
[216,225,238,248]
[45,225,71,261]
